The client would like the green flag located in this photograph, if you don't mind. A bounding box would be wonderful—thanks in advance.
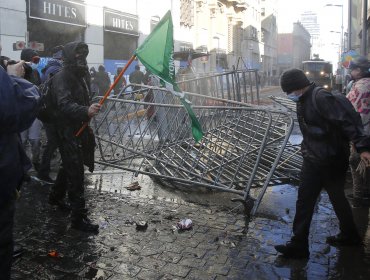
[134,10,203,142]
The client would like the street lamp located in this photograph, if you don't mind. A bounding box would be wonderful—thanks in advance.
[325,4,344,53]
[330,30,342,52]
[325,3,344,90]
[213,36,220,68]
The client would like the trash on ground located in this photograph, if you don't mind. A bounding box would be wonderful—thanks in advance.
[126,181,141,191]
[48,250,59,258]
[176,218,193,230]
[99,221,109,229]
[135,220,148,231]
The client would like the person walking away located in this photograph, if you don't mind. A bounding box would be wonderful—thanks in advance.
[113,67,127,95]
[89,67,99,99]
[346,56,370,207]
[37,45,64,183]
[94,65,111,97]
[19,48,42,171]
[129,65,144,91]
[274,69,370,259]
[48,41,101,232]
[0,58,40,280]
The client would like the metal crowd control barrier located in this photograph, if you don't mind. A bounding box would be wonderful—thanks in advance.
[269,95,297,113]
[176,69,261,104]
[269,95,302,184]
[92,85,293,215]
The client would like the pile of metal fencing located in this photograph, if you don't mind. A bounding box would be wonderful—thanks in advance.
[269,95,302,184]
[91,83,293,215]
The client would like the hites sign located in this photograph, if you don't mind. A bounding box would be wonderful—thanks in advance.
[104,9,138,36]
[28,0,86,27]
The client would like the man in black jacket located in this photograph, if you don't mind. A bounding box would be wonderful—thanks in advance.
[274,69,370,259]
[48,41,101,233]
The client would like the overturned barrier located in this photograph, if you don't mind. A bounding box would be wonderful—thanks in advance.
[91,85,293,215]
[269,95,302,184]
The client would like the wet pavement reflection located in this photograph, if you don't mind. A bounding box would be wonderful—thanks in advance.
[11,170,370,279]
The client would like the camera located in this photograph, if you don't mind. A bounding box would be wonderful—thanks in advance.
[0,55,10,70]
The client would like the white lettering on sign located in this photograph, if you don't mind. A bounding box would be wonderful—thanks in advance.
[112,17,134,30]
[43,1,77,19]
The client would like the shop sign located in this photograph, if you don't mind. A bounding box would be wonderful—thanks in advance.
[28,41,45,51]
[104,9,138,36]
[13,41,26,50]
[28,0,86,27]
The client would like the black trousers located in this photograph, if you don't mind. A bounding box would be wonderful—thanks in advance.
[50,140,86,220]
[292,158,358,243]
[0,199,15,280]
[38,123,58,177]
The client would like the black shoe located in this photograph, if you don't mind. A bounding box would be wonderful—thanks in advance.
[13,244,24,259]
[32,162,40,172]
[275,241,309,259]
[37,174,55,184]
[326,233,362,246]
[352,197,370,208]
[71,217,99,233]
[48,197,71,212]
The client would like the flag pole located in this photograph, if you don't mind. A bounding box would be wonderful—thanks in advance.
[75,55,137,137]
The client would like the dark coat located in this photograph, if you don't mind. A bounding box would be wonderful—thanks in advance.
[94,70,111,95]
[129,69,144,84]
[297,83,370,164]
[51,42,95,171]
[0,67,40,204]
[41,59,63,83]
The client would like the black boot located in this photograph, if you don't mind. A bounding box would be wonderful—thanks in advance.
[326,233,362,246]
[275,240,309,259]
[48,196,71,212]
[71,216,99,233]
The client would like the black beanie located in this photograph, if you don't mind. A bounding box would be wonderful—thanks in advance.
[280,68,310,94]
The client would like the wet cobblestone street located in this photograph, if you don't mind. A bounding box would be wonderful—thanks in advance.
[11,170,370,280]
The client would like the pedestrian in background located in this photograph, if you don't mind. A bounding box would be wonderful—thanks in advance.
[48,41,101,233]
[89,67,99,99]
[37,45,64,183]
[0,54,40,279]
[129,64,144,91]
[94,65,111,97]
[346,56,370,207]
[113,67,126,95]
[274,68,370,259]
[20,48,42,171]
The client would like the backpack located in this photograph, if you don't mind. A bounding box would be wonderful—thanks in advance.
[311,87,361,125]
[37,76,57,123]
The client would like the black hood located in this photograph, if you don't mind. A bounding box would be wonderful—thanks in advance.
[62,41,89,66]
[21,48,39,62]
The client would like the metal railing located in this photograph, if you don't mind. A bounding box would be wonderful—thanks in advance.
[176,69,261,104]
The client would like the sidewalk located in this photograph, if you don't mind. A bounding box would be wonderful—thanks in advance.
[11,172,370,279]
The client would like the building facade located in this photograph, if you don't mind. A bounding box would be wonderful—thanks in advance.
[277,22,311,74]
[261,0,278,84]
[0,0,278,77]
[300,10,321,59]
